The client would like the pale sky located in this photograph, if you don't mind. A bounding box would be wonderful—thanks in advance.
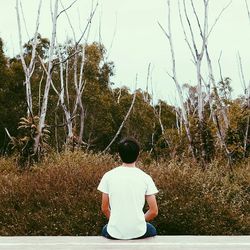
[0,0,250,104]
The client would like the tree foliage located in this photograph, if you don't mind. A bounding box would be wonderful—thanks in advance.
[0,37,249,166]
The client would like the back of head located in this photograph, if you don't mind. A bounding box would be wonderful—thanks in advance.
[118,137,140,163]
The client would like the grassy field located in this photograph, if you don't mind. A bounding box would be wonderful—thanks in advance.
[0,151,249,235]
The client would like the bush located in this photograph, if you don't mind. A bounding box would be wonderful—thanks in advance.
[144,159,250,235]
[0,152,249,235]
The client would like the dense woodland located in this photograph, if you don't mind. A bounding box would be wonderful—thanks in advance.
[0,34,249,167]
[0,0,249,168]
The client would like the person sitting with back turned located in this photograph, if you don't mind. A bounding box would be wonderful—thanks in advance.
[97,137,158,240]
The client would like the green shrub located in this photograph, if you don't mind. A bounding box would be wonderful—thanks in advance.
[0,152,249,235]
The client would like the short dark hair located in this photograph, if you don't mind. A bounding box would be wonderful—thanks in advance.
[118,137,140,163]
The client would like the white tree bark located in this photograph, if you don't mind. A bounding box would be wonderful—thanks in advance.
[181,0,209,122]
[34,0,59,154]
[244,83,250,156]
[206,47,229,132]
[238,54,250,156]
[206,48,232,159]
[16,0,42,117]
[159,0,195,159]
[155,102,170,148]
[178,0,232,162]
[58,1,98,146]
[58,49,74,140]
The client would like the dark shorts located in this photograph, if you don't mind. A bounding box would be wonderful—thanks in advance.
[101,223,157,240]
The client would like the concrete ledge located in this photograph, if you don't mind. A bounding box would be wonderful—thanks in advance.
[0,236,249,250]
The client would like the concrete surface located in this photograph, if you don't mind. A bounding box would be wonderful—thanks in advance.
[0,236,249,250]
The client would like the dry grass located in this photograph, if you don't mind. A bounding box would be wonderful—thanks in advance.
[141,159,250,235]
[0,152,249,235]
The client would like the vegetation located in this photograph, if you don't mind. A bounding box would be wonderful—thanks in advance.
[0,36,249,166]
[0,1,249,236]
[0,152,249,235]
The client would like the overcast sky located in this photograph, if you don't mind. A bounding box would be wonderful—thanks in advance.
[0,0,249,104]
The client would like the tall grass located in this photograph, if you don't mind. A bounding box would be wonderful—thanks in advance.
[0,152,249,235]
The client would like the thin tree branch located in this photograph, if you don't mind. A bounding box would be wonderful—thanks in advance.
[178,0,196,62]
[161,0,195,159]
[59,0,76,42]
[53,49,82,66]
[183,0,199,58]
[103,90,137,153]
[238,53,247,93]
[76,1,99,46]
[20,1,30,40]
[5,128,16,144]
[218,51,223,81]
[245,0,250,23]
[103,77,138,153]
[107,12,118,59]
[57,0,79,19]
[158,21,169,39]
[207,0,232,39]
[37,54,59,96]
[190,0,203,38]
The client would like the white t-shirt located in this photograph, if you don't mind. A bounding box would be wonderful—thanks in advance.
[97,166,158,239]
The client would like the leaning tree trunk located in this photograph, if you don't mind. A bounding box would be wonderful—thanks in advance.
[103,90,137,153]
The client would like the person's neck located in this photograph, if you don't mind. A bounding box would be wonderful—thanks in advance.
[122,162,136,168]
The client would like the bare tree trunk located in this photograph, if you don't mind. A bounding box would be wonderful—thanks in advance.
[192,0,208,122]
[178,0,231,163]
[16,0,42,117]
[38,71,44,116]
[144,63,151,103]
[155,102,170,148]
[238,53,250,157]
[205,46,232,161]
[244,82,250,156]
[217,52,230,129]
[58,50,74,141]
[175,109,181,136]
[159,0,195,159]
[34,0,59,154]
[60,2,98,147]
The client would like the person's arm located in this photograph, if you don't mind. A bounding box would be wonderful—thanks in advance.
[144,194,158,221]
[101,193,111,219]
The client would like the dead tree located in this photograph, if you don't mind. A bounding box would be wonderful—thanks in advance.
[181,0,231,122]
[158,0,195,160]
[205,46,233,164]
[55,1,98,147]
[177,0,232,163]
[16,0,42,117]
[238,54,250,157]
[34,0,59,155]
[179,0,209,122]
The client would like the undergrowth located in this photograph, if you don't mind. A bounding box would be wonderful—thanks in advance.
[0,152,249,235]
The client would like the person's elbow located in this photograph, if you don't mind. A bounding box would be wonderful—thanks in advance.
[145,194,159,220]
[151,207,158,218]
[101,193,110,218]
[101,204,109,214]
